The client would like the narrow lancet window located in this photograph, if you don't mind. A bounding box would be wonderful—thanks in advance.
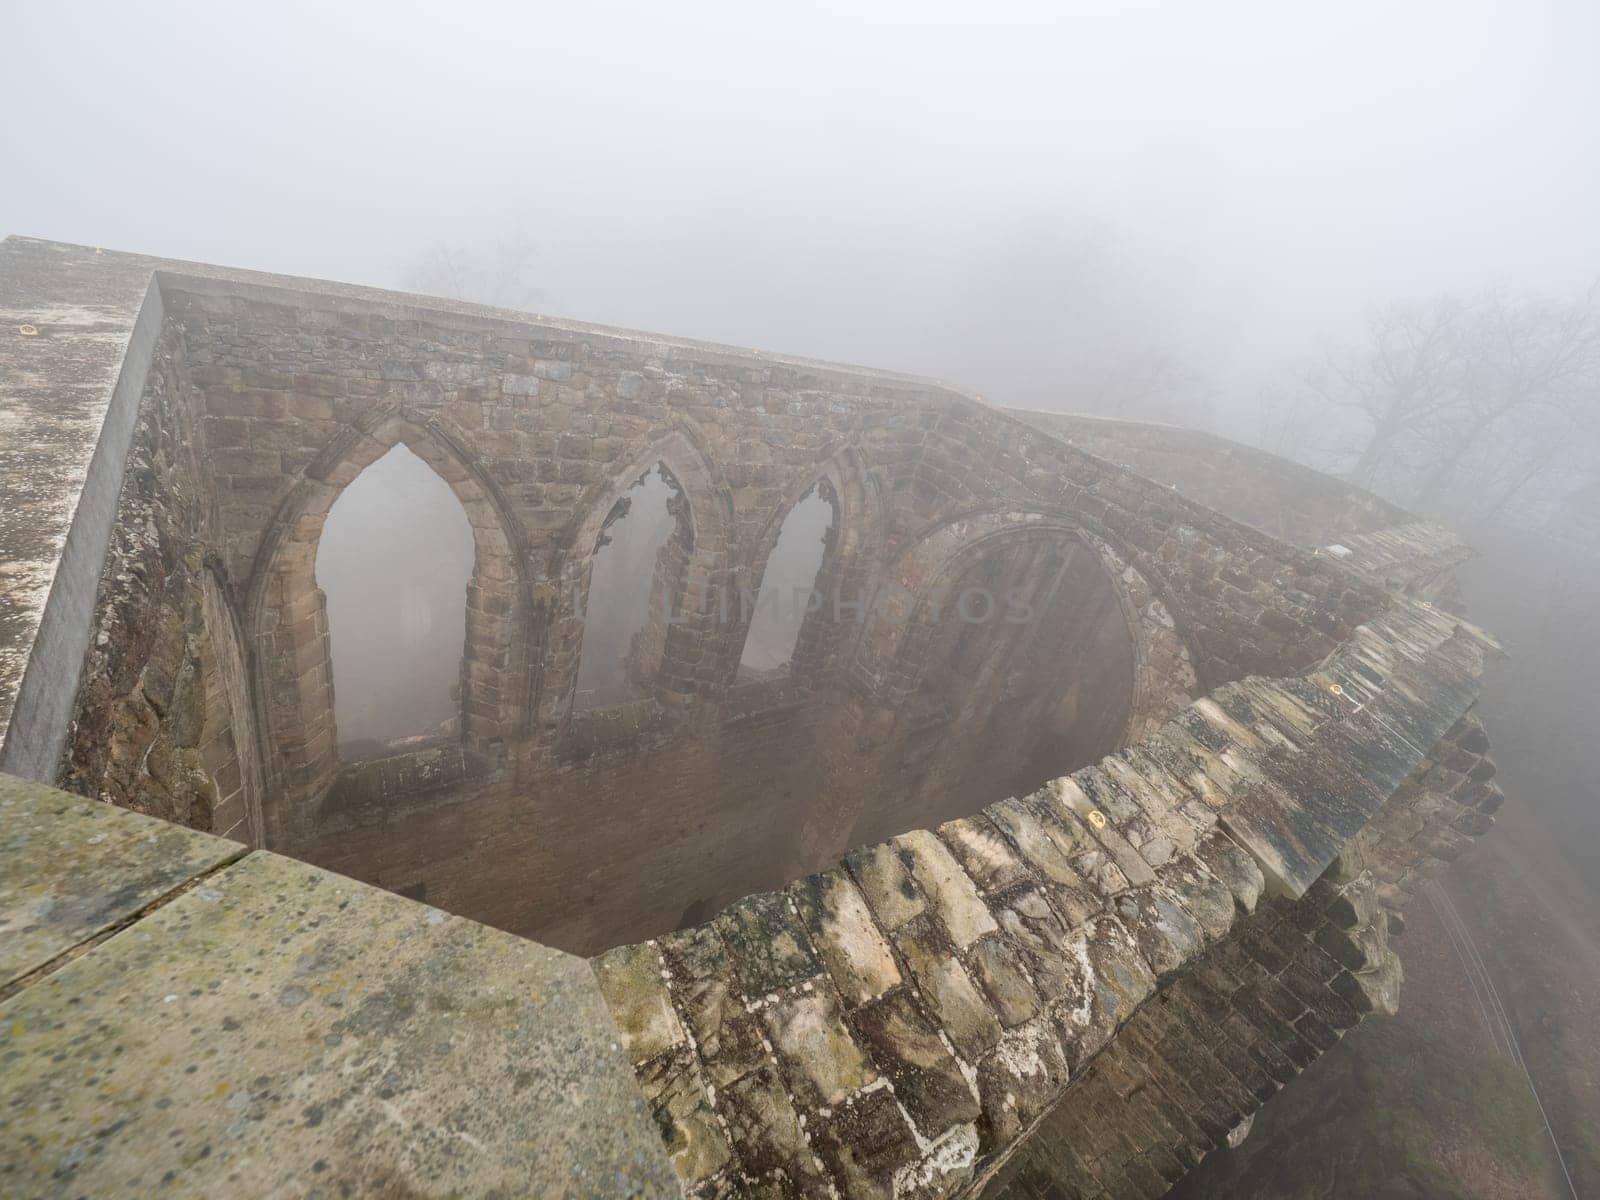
[575,463,691,708]
[315,444,475,757]
[739,483,837,680]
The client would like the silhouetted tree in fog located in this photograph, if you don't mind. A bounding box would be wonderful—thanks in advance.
[1302,283,1600,525]
[402,233,544,310]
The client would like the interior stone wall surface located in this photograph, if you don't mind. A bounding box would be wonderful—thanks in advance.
[0,239,1497,1200]
[27,247,1394,955]
[57,323,264,844]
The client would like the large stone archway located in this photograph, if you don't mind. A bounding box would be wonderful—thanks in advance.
[849,510,1196,742]
[244,411,526,844]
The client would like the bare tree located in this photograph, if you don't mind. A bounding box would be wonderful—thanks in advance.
[1297,283,1600,526]
[401,233,544,311]
[1302,294,1471,490]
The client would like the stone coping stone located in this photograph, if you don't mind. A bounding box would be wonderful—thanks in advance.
[0,772,245,989]
[0,780,676,1198]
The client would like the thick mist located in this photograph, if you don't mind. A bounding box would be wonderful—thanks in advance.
[4,1,1596,424]
[5,8,1600,1191]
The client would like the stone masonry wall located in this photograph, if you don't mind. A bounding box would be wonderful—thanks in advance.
[57,324,265,844]
[981,710,1502,1199]
[1009,411,1412,550]
[592,600,1494,1197]
[56,259,1394,954]
[4,242,1502,1199]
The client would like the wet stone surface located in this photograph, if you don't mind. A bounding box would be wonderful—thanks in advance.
[0,773,243,989]
[0,838,676,1199]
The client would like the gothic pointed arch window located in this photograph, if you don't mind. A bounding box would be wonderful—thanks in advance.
[314,444,476,758]
[574,462,694,709]
[738,481,839,681]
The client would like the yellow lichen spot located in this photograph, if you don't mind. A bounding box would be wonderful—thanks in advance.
[212,1080,231,1100]
[1087,810,1107,830]
[9,1020,23,1038]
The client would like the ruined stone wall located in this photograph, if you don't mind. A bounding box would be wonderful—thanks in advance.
[591,600,1494,1197]
[981,710,1501,1199]
[4,242,1506,1199]
[28,248,1413,965]
[902,405,1385,688]
[1010,411,1413,549]
[57,325,265,844]
[52,269,1394,954]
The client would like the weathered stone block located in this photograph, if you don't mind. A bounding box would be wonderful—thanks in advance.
[638,1050,736,1186]
[1114,887,1207,982]
[659,925,768,1086]
[937,815,1033,895]
[965,935,1042,1028]
[790,870,901,1007]
[846,840,927,932]
[810,1087,922,1200]
[720,1064,828,1189]
[760,986,878,1109]
[892,916,1003,1061]
[593,941,686,1065]
[891,829,998,949]
[849,988,980,1138]
[974,1017,1071,1149]
[716,892,823,998]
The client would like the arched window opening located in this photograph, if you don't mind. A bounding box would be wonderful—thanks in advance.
[884,534,1135,837]
[739,482,837,681]
[315,444,475,759]
[575,463,692,709]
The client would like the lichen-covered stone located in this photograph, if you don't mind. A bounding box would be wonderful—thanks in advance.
[0,774,243,988]
[1194,829,1265,913]
[1160,855,1236,942]
[893,916,1003,1060]
[0,845,678,1198]
[592,940,687,1065]
[984,794,1098,906]
[1079,915,1158,1051]
[790,870,901,1007]
[716,891,823,997]
[991,887,1085,1002]
[894,1124,980,1200]
[974,1018,1071,1147]
[761,986,878,1109]
[893,829,998,949]
[849,987,980,1138]
[1047,775,1158,887]
[639,1050,735,1186]
[846,840,927,931]
[937,815,1033,894]
[659,924,768,1086]
[810,1086,922,1200]
[1115,886,1207,981]
[720,1064,828,1189]
[965,935,1043,1027]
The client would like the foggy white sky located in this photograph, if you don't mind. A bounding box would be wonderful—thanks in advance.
[4,0,1596,413]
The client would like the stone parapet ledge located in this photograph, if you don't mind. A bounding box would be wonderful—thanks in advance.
[1318,520,1474,599]
[0,773,676,1198]
[591,599,1498,1199]
[970,709,1502,1198]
